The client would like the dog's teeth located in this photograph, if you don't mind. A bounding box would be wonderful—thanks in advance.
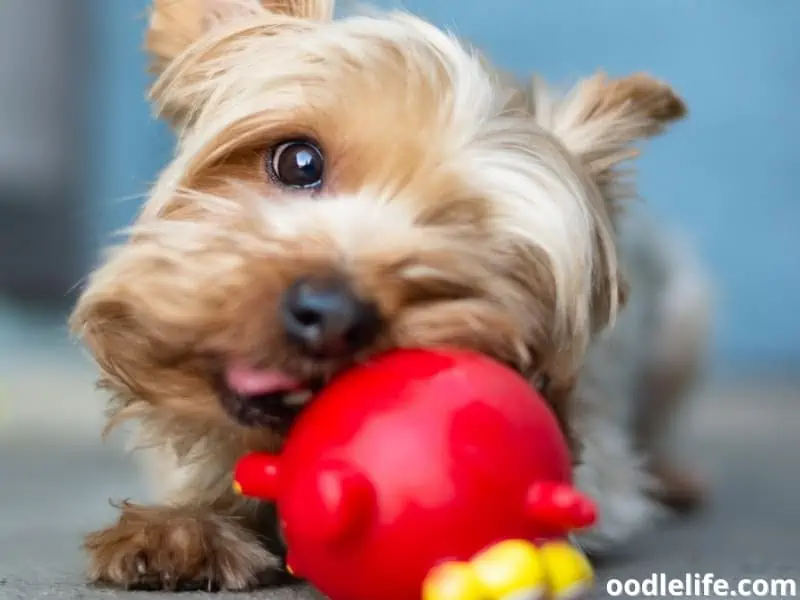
[283,390,312,407]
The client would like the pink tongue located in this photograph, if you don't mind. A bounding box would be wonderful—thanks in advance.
[225,363,302,396]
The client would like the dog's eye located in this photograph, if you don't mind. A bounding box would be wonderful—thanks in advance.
[268,140,324,190]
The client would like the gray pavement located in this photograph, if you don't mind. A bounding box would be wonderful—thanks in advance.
[1,352,799,599]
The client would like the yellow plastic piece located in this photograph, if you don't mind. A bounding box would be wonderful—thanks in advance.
[422,540,594,600]
[538,541,594,600]
[423,561,486,600]
[470,540,547,600]
[232,481,243,495]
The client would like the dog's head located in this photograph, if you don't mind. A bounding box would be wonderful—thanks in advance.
[72,0,685,446]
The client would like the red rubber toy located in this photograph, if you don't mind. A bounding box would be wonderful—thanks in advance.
[233,348,597,600]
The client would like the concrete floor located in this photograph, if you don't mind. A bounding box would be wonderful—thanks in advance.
[1,340,799,599]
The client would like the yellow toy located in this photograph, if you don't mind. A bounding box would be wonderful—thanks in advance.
[423,539,594,600]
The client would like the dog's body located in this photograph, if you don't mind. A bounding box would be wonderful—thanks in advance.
[73,0,710,590]
[572,205,710,553]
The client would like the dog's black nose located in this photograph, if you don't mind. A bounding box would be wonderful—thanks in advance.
[281,276,380,358]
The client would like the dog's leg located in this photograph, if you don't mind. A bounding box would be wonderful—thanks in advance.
[568,307,662,555]
[570,395,660,555]
[633,238,711,513]
[634,349,707,513]
[634,341,710,511]
[84,447,284,591]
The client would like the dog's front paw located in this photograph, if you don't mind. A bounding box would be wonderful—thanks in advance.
[84,502,281,591]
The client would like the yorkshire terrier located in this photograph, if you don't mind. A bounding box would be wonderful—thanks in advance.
[72,0,711,591]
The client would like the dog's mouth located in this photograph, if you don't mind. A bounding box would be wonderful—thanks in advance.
[217,357,544,431]
[217,363,322,431]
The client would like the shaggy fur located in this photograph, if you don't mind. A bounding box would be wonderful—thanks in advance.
[72,0,710,590]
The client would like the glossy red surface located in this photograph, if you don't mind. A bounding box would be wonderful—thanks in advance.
[234,348,582,600]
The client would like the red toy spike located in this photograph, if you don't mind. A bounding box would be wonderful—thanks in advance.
[288,463,376,547]
[525,481,598,532]
[232,452,281,500]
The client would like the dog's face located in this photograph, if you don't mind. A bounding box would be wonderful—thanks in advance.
[72,0,685,446]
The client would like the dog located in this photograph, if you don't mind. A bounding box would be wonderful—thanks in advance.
[71,0,711,591]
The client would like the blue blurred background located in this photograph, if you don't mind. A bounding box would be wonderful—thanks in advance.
[1,0,798,379]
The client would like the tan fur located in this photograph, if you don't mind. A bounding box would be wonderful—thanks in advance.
[72,0,692,589]
[83,501,281,591]
[146,0,335,68]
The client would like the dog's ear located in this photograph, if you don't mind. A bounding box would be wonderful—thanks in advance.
[145,0,335,126]
[528,74,672,333]
[146,0,335,72]
[531,72,686,193]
